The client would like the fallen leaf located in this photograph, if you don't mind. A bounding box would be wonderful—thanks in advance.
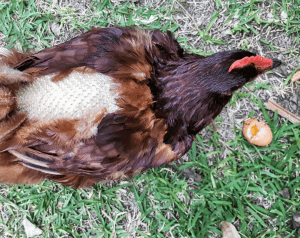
[221,221,241,238]
[133,15,158,24]
[51,22,61,37]
[292,213,300,229]
[292,70,300,83]
[281,11,287,23]
[22,216,43,237]
[278,188,291,199]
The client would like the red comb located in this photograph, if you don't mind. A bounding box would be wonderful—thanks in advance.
[229,55,273,72]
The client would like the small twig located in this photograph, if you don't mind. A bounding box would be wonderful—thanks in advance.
[264,100,300,124]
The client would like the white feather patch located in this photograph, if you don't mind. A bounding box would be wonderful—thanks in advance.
[17,71,120,122]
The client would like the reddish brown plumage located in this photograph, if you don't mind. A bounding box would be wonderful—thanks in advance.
[0,27,280,188]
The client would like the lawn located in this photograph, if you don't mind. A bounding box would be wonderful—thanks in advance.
[0,0,299,237]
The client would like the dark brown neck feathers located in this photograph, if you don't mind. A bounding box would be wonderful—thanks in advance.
[150,57,232,153]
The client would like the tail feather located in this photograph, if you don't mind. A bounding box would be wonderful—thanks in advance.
[8,148,60,176]
[0,152,46,185]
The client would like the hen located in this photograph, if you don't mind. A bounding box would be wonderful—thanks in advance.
[0,27,280,188]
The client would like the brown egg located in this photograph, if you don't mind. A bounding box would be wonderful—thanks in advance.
[242,118,273,146]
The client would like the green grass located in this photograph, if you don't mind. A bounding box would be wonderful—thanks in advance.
[223,0,300,37]
[0,0,180,50]
[0,0,299,237]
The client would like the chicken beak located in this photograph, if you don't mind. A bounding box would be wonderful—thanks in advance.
[270,59,281,70]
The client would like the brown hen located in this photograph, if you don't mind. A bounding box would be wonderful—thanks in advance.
[0,27,280,188]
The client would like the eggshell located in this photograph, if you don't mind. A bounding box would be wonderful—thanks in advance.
[242,118,273,146]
